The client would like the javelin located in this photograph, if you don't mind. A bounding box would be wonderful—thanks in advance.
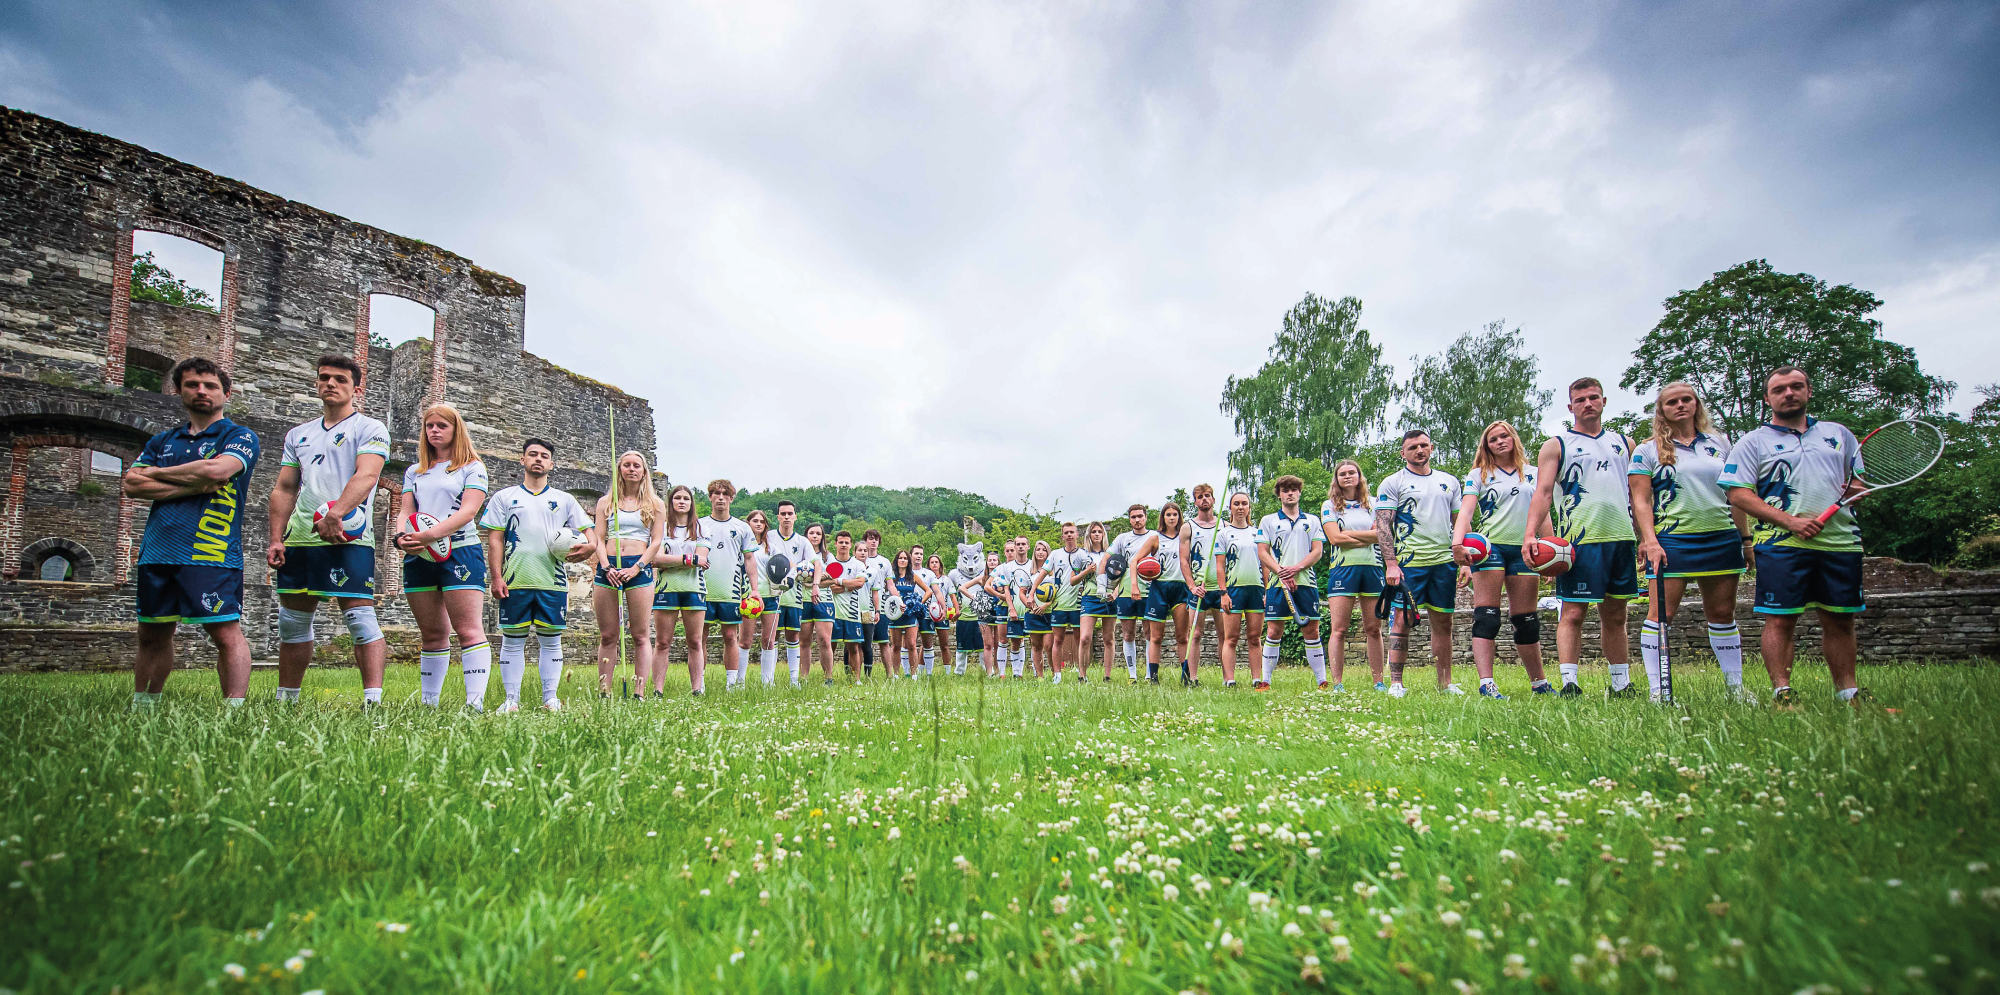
[610,403,627,695]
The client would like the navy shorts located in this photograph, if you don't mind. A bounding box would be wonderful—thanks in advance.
[991,603,1010,621]
[955,619,984,649]
[1752,545,1864,615]
[498,589,568,633]
[1473,543,1534,576]
[1006,618,1026,639]
[1116,596,1144,620]
[709,600,743,625]
[1325,565,1385,598]
[1144,580,1189,621]
[274,543,376,600]
[1556,540,1640,604]
[653,589,707,611]
[1195,589,1224,612]
[917,612,935,634]
[872,616,890,642]
[777,605,804,631]
[1026,612,1052,634]
[1051,609,1081,628]
[1226,584,1265,614]
[1081,594,1114,618]
[806,601,834,622]
[403,543,487,593]
[833,619,865,643]
[762,596,779,614]
[1263,584,1320,622]
[1658,530,1748,578]
[1396,563,1457,613]
[890,611,917,630]
[593,554,654,591]
[136,563,243,624]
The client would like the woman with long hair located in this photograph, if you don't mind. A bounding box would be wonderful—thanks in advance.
[978,550,1005,676]
[1214,492,1264,688]
[1452,421,1551,696]
[888,549,922,677]
[651,483,709,695]
[1133,502,1194,685]
[800,523,836,684]
[1321,460,1384,691]
[924,552,951,673]
[593,451,664,697]
[393,402,492,709]
[745,509,781,685]
[1075,522,1114,682]
[1023,539,1054,679]
[1631,382,1753,700]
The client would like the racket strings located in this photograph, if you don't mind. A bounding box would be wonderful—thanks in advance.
[1857,421,1943,485]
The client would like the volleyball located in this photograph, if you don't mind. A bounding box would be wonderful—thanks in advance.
[312,501,368,542]
[1460,532,1491,564]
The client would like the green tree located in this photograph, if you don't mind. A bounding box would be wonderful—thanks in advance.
[1220,294,1395,492]
[1621,259,1952,437]
[129,251,215,311]
[1398,321,1554,469]
[1854,383,2000,567]
[1250,457,1334,520]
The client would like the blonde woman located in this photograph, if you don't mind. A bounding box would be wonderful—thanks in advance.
[1132,502,1193,685]
[593,451,664,697]
[1075,522,1114,682]
[1453,422,1551,697]
[1023,539,1054,678]
[394,402,491,708]
[1320,460,1383,692]
[743,509,782,685]
[1214,493,1264,688]
[651,484,709,695]
[1630,382,1752,701]
[801,523,836,684]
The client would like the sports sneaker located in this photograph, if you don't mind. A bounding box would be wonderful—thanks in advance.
[1387,683,1407,698]
[497,700,521,714]
[1373,681,1388,693]
[1559,682,1583,699]
[1224,680,1238,688]
[1478,684,1507,699]
[1441,684,1466,696]
[1607,685,1639,700]
[823,678,836,687]
[1128,676,1140,686]
[1252,680,1271,692]
[1316,680,1330,690]
[1530,681,1556,696]
[1772,686,1798,710]
[1723,684,1757,704]
[543,698,563,712]
[1327,682,1344,693]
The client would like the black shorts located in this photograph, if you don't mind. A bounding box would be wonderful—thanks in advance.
[955,619,985,649]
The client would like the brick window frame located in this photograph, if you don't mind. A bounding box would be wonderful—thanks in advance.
[354,284,447,407]
[104,217,239,386]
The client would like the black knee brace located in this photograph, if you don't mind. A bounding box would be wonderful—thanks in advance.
[1510,612,1540,645]
[1471,605,1502,641]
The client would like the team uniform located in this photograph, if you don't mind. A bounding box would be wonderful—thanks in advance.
[483,483,594,634]
[1462,466,1537,576]
[889,574,921,630]
[1143,532,1190,621]
[803,549,834,624]
[1375,467,1461,612]
[1002,559,1033,639]
[400,459,490,593]
[1049,548,1086,629]
[1550,429,1640,603]
[1631,433,1746,577]
[274,413,391,599]
[1213,522,1264,613]
[863,554,894,643]
[654,524,711,611]
[131,418,261,624]
[1256,509,1322,621]
[831,556,870,644]
[1320,498,1385,597]
[1108,529,1155,620]
[1187,518,1221,610]
[954,573,986,651]
[914,565,942,634]
[701,516,757,623]
[1718,420,1866,615]
[1079,549,1116,619]
[1024,558,1054,634]
[768,529,814,631]
[593,508,656,590]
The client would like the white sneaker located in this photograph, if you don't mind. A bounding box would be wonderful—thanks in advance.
[1441,684,1466,696]
[497,700,520,714]
[1387,683,1408,698]
[543,697,563,712]
[1724,684,1757,704]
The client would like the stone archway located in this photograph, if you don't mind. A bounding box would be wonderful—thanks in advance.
[20,536,96,582]
[0,396,168,583]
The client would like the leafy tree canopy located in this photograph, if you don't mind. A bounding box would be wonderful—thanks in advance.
[129,251,215,311]
[1398,320,1554,470]
[1220,294,1395,493]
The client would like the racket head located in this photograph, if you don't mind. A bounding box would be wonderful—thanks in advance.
[1854,418,1944,489]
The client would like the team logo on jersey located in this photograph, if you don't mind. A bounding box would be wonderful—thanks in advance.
[200,592,225,614]
[1393,497,1419,543]
[332,433,347,446]
[329,567,349,588]
[1757,460,1798,513]
[1479,489,1501,517]
[1704,445,1719,457]
[1652,466,1679,518]
[451,563,471,581]
[1824,436,1839,449]
[548,499,559,511]
[199,443,216,458]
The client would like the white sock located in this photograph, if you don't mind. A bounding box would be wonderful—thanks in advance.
[1608,663,1631,691]
[1053,671,1064,684]
[787,645,801,680]
[361,687,381,704]
[1123,640,1137,676]
[954,652,967,675]
[1560,663,1579,685]
[499,635,528,702]
[1305,640,1326,683]
[275,686,300,702]
[1709,624,1744,686]
[419,649,449,705]
[760,648,778,685]
[461,641,492,710]
[536,634,564,700]
[225,697,245,708]
[1639,621,1662,692]
[924,648,936,674]
[726,667,742,687]
[1480,677,1497,690]
[1014,647,1026,676]
[1261,644,1279,683]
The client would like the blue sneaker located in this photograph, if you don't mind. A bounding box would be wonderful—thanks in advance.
[1530,681,1557,696]
[1374,681,1388,693]
[1478,683,1508,699]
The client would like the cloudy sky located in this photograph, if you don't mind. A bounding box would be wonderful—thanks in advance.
[5,1,1996,517]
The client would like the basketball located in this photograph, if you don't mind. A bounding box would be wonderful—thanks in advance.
[1135,556,1162,580]
[312,501,368,542]
[1460,531,1491,565]
[1034,580,1055,602]
[402,512,451,562]
[1524,536,1575,576]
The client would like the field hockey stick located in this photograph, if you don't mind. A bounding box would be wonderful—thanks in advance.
[1653,556,1674,705]
[1813,418,1945,523]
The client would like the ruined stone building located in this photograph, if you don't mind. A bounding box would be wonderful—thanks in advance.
[0,107,656,668]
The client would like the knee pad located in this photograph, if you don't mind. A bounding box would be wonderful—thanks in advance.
[278,607,316,644]
[1470,606,1503,642]
[1510,612,1540,646]
[342,606,384,645]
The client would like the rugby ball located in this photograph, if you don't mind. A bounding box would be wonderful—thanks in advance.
[1134,556,1162,581]
[403,512,452,562]
[1460,532,1491,565]
[1524,536,1575,577]
[1034,580,1056,602]
[547,526,585,559]
[313,501,368,542]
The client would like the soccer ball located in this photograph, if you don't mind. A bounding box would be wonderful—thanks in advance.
[547,526,585,559]
[402,513,452,562]
[1524,536,1575,576]
[1460,531,1491,565]
[1034,580,1056,602]
[312,501,368,542]
[1134,556,1162,581]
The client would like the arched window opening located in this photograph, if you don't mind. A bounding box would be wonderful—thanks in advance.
[37,553,73,582]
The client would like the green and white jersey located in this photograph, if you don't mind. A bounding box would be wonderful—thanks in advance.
[658,523,709,594]
[280,412,391,547]
[1375,467,1460,568]
[1462,465,1535,545]
[1151,529,1185,583]
[1108,529,1155,598]
[1255,508,1323,589]
[480,484,594,592]
[832,557,868,621]
[1551,429,1636,545]
[1631,433,1735,537]
[863,554,894,615]
[998,559,1033,612]
[1214,523,1262,587]
[1320,498,1383,569]
[1186,517,1219,589]
[701,516,757,602]
[1718,419,1862,552]
[768,529,814,608]
[401,459,490,547]
[1048,547,1086,610]
[915,566,943,611]
[1081,548,1113,598]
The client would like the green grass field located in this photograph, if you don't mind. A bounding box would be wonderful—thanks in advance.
[3,663,1997,994]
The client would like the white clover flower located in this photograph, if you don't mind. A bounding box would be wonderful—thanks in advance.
[223,964,246,981]
[1440,911,1463,927]
[1283,922,1304,937]
[966,970,980,981]
[1498,848,1520,861]
[887,827,901,841]
[285,957,305,974]
[1163,884,1180,902]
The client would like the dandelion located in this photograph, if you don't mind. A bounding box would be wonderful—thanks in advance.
[223,963,246,981]
[285,956,305,974]
[575,968,588,980]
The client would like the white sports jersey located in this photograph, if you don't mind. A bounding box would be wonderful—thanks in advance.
[832,557,869,621]
[1214,523,1262,587]
[1047,548,1086,610]
[1718,419,1862,552]
[479,483,593,592]
[1631,432,1735,537]
[1108,529,1155,598]
[863,554,894,607]
[914,566,942,610]
[1320,498,1383,569]
[1552,429,1637,545]
[658,523,710,594]
[1462,465,1536,546]
[768,529,815,607]
[281,412,391,547]
[701,516,758,601]
[1150,529,1184,583]
[1084,548,1113,597]
[747,540,773,601]
[1000,559,1033,611]
[1256,508,1324,588]
[402,459,490,547]
[1375,466,1461,568]
[1186,516,1219,589]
